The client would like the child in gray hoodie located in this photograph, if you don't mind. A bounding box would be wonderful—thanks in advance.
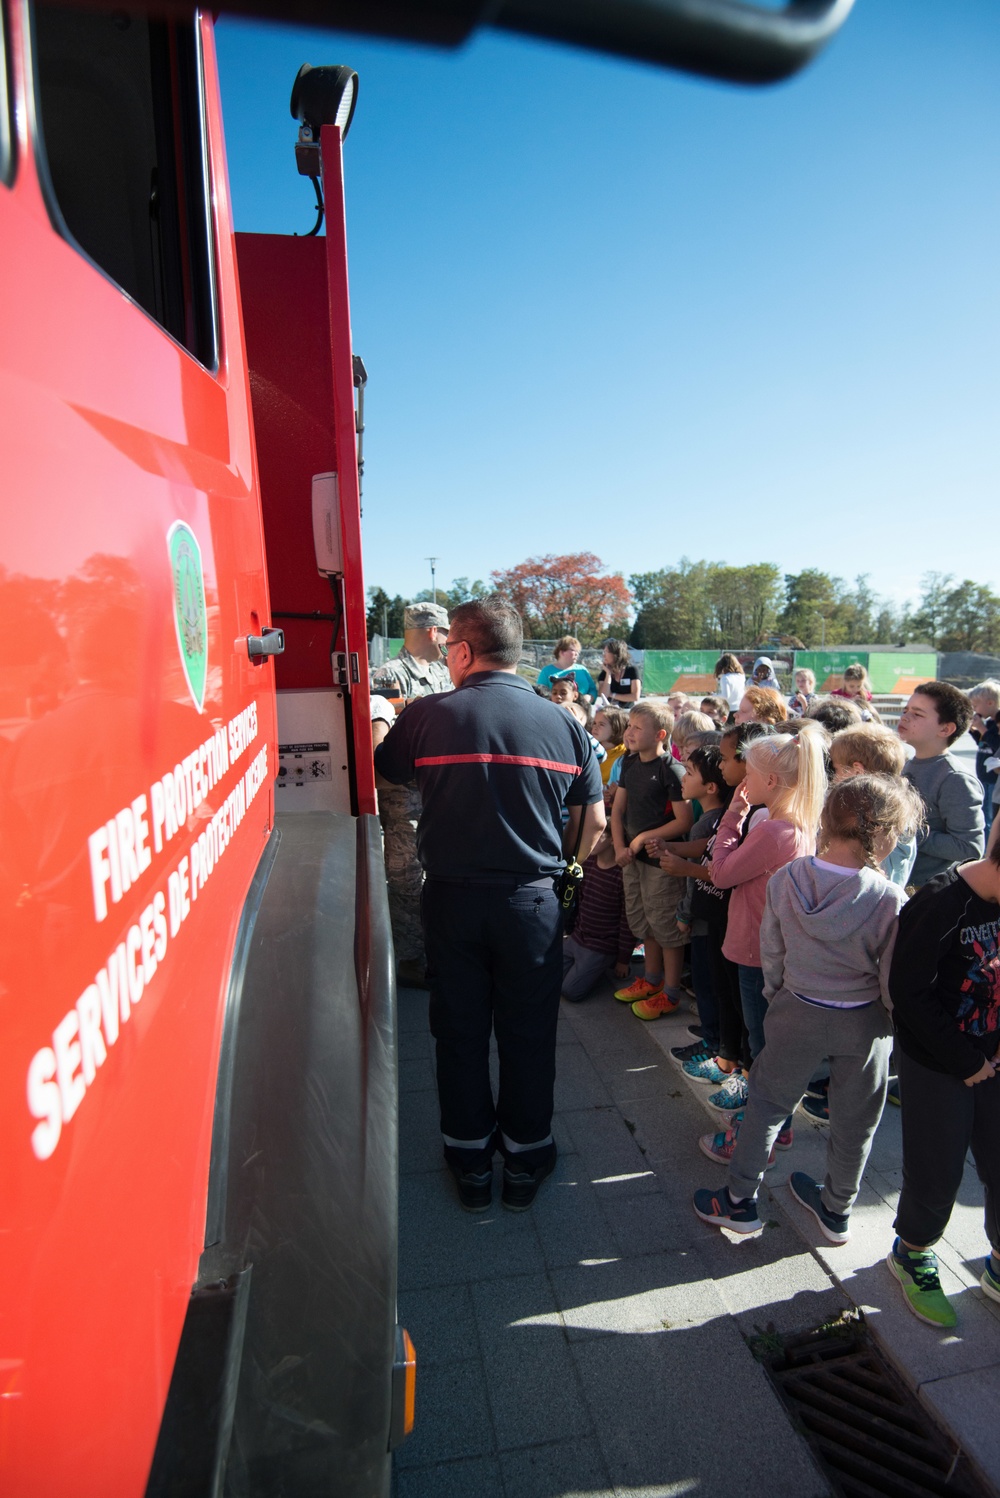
[693,773,924,1241]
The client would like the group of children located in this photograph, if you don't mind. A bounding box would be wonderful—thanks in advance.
[550,673,999,1334]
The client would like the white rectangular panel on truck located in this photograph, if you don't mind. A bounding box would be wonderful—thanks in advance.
[276,688,352,814]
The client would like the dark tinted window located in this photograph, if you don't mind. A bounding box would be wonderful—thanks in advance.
[1,4,12,186]
[32,4,216,366]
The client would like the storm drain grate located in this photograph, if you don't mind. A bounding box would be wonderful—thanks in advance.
[760,1324,992,1498]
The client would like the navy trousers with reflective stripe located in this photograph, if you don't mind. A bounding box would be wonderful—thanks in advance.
[422,880,563,1171]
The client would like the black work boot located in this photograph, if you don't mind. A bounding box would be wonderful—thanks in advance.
[446,1157,493,1212]
[501,1146,557,1212]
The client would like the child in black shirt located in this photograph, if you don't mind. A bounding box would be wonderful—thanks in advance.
[611,700,693,1015]
[886,838,1000,1328]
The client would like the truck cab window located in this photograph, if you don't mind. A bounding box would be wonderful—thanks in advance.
[31,3,217,366]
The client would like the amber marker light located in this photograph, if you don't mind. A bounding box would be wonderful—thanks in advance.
[402,1328,417,1437]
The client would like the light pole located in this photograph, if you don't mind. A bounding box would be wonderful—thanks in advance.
[426,556,438,605]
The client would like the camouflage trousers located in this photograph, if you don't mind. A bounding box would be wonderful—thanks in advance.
[378,783,425,965]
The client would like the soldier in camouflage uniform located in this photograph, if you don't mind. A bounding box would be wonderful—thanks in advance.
[372,602,452,986]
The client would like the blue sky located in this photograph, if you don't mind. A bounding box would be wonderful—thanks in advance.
[216,2,1000,615]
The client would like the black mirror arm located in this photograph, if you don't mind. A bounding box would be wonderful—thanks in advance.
[490,0,856,85]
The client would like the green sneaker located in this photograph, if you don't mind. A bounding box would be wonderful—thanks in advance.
[886,1242,957,1329]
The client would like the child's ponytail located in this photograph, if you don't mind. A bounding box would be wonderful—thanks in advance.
[745,729,827,839]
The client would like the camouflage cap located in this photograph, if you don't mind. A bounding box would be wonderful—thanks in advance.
[404,602,450,631]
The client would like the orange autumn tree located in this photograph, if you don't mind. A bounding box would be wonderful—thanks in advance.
[490,553,633,642]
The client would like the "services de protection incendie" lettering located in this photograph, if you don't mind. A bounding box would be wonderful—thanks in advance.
[26,703,268,1161]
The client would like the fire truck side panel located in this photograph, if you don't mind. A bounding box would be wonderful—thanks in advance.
[0,7,280,1493]
[235,230,357,817]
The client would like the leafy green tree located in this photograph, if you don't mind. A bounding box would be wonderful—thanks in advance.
[906,572,954,648]
[937,580,1000,653]
[629,559,714,648]
[630,561,782,648]
[778,569,845,646]
[412,577,489,612]
[448,577,489,605]
[365,587,406,639]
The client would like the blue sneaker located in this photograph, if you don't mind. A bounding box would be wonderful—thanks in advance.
[693,1185,760,1234]
[982,1257,1000,1306]
[683,1053,730,1085]
[671,1039,710,1064]
[788,1172,850,1245]
[707,1072,749,1113]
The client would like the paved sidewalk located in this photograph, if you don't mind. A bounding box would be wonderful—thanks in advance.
[393,977,1000,1498]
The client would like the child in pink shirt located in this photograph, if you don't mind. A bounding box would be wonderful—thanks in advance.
[707,728,826,1110]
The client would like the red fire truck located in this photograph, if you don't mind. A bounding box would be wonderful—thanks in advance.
[0,2,851,1494]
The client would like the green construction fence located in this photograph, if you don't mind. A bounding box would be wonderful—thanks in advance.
[641,649,937,697]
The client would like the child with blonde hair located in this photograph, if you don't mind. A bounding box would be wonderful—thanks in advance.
[830,723,921,886]
[693,774,923,1238]
[593,706,629,786]
[706,730,827,1111]
[673,711,716,760]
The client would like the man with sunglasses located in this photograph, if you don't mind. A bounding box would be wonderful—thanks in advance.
[375,599,605,1212]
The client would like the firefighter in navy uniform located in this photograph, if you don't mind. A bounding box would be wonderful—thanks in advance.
[372,602,452,987]
[375,600,606,1211]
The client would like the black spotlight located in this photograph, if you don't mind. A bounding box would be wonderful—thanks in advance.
[290,64,359,141]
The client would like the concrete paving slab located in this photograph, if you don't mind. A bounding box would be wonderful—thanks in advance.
[919,1363,1000,1493]
[532,1158,633,1269]
[398,1283,480,1370]
[554,1041,615,1111]
[571,1323,831,1498]
[397,1173,547,1292]
[393,1356,496,1470]
[398,1100,446,1178]
[618,1091,719,1169]
[559,1106,660,1198]
[395,986,431,1033]
[397,1025,434,1064]
[599,1183,704,1258]
[595,1050,677,1106]
[549,1251,726,1341]
[396,1453,505,1497]
[499,1436,613,1498]
[398,1054,436,1094]
[692,1225,849,1337]
[470,1273,595,1450]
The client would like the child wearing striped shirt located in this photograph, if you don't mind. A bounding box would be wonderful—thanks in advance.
[562,830,634,1003]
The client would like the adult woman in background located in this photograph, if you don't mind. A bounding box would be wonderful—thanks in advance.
[537,635,598,697]
[715,653,745,712]
[598,639,641,707]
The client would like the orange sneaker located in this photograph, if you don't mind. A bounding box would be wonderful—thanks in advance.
[631,992,681,1021]
[613,975,664,1003]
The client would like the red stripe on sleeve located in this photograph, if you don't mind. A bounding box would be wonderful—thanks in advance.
[414,753,581,775]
